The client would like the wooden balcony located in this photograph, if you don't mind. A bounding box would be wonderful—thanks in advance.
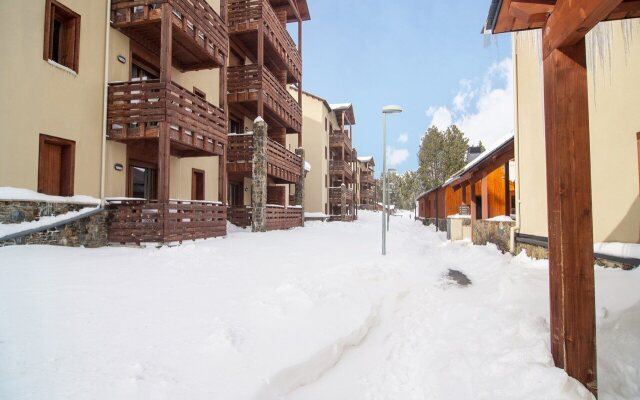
[227,205,302,230]
[227,134,302,183]
[111,0,228,71]
[329,187,355,204]
[227,0,302,82]
[106,199,227,244]
[360,188,375,200]
[107,80,227,157]
[329,160,353,182]
[227,65,302,133]
[360,173,374,186]
[330,130,353,153]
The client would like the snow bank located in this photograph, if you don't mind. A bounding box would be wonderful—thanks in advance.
[0,187,100,205]
[486,215,515,222]
[594,242,640,260]
[0,212,638,399]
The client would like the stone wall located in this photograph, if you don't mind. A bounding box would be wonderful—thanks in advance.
[0,200,92,224]
[472,220,515,253]
[0,210,107,248]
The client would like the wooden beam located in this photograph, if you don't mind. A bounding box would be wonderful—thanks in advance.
[158,4,173,203]
[504,163,511,216]
[470,181,477,238]
[287,0,302,22]
[542,0,623,59]
[481,172,489,219]
[543,38,597,395]
[509,0,554,24]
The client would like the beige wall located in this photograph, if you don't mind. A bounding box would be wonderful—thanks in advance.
[0,0,109,197]
[514,20,640,243]
[296,92,337,214]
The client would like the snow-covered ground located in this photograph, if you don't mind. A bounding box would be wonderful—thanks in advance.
[0,211,638,400]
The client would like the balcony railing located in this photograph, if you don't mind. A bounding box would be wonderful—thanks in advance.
[227,65,302,133]
[228,205,252,227]
[111,0,228,70]
[360,173,374,185]
[330,130,353,153]
[227,0,301,82]
[329,187,355,204]
[107,80,227,156]
[360,188,375,200]
[227,205,302,230]
[106,199,227,244]
[227,134,302,183]
[329,160,353,181]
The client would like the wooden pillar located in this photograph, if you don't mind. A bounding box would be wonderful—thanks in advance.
[504,162,511,216]
[461,182,467,204]
[543,38,597,395]
[218,147,227,204]
[470,181,477,239]
[158,3,173,203]
[257,24,264,118]
[481,172,489,219]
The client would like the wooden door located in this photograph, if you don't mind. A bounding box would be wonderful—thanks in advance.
[38,134,75,196]
[192,169,205,201]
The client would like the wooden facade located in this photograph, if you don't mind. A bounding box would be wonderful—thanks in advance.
[107,0,229,243]
[417,137,515,230]
[484,1,640,394]
[358,157,376,210]
[328,104,357,218]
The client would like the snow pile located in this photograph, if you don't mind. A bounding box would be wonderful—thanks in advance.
[0,187,100,205]
[304,212,329,218]
[0,212,638,399]
[0,206,100,237]
[594,242,640,261]
[487,215,515,222]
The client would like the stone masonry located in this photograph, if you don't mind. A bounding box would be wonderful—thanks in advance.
[0,200,90,224]
[472,219,516,253]
[252,119,268,232]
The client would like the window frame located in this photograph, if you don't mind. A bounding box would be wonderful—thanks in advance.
[43,0,81,73]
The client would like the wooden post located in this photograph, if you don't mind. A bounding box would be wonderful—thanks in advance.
[481,172,489,219]
[543,38,597,395]
[158,3,173,203]
[461,182,467,204]
[504,162,511,216]
[257,23,264,118]
[470,181,477,239]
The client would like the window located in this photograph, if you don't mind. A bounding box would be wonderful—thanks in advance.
[324,118,327,132]
[230,119,241,134]
[38,134,75,196]
[129,162,157,200]
[44,0,81,72]
[325,174,328,188]
[193,87,206,101]
[325,146,327,160]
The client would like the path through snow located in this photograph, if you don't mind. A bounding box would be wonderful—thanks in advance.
[0,211,638,399]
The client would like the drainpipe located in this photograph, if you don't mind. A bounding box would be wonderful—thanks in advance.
[99,0,111,206]
[510,35,521,253]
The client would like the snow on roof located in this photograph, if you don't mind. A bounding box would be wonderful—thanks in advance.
[329,103,352,110]
[451,133,514,180]
[357,156,374,163]
[0,187,100,205]
[304,161,312,172]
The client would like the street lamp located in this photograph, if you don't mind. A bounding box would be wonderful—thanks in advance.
[382,105,402,255]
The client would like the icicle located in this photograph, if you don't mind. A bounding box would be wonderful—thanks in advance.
[621,19,637,62]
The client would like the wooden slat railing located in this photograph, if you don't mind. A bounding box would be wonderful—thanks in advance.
[266,137,302,182]
[329,160,353,180]
[328,187,354,203]
[111,0,228,68]
[330,130,353,152]
[228,205,252,227]
[107,80,227,155]
[227,65,302,133]
[227,0,301,81]
[266,206,303,230]
[106,199,227,243]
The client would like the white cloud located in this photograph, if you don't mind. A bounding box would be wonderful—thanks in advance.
[425,106,452,131]
[425,58,514,147]
[386,147,409,167]
[397,133,409,143]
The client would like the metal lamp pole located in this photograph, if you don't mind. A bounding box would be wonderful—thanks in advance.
[381,105,402,255]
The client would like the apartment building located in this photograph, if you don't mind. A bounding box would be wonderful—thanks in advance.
[357,156,376,210]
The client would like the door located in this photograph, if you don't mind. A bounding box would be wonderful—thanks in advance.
[38,134,75,196]
[192,169,205,201]
[130,163,157,200]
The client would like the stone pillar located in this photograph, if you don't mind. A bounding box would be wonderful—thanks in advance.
[252,119,268,232]
[295,148,305,227]
[340,183,347,221]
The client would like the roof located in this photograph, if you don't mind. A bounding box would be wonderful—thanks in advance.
[416,134,515,201]
[357,156,375,165]
[270,0,311,22]
[298,88,332,113]
[330,103,356,126]
[484,0,640,35]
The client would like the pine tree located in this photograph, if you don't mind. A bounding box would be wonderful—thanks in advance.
[417,125,469,191]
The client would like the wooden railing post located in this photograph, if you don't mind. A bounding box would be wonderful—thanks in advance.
[295,147,305,226]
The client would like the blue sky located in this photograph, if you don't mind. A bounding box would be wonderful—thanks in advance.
[297,0,514,175]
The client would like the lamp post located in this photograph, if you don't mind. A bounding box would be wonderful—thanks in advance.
[382,105,402,255]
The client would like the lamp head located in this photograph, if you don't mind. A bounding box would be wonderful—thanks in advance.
[382,105,403,114]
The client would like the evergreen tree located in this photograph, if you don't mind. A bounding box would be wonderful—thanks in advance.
[417,125,469,191]
[478,140,486,153]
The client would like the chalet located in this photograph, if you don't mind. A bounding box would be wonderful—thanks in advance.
[417,136,515,250]
[484,0,640,393]
[225,0,310,232]
[294,90,359,221]
[357,156,376,210]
